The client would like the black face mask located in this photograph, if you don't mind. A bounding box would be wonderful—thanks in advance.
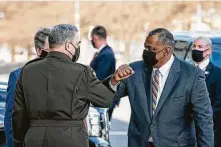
[66,42,81,62]
[142,50,158,68]
[39,50,48,58]
[192,50,205,62]
[91,40,96,48]
[142,49,165,68]
[72,46,80,62]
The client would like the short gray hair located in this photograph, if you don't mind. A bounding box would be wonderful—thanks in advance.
[34,28,50,49]
[195,36,212,48]
[49,24,78,48]
[148,28,175,48]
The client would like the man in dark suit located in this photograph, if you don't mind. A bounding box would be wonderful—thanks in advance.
[90,25,117,120]
[109,28,214,147]
[12,24,117,147]
[4,27,50,147]
[192,36,221,147]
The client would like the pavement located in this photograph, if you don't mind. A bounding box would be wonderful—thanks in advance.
[110,97,131,147]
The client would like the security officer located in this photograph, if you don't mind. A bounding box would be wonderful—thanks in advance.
[192,36,221,147]
[90,25,117,120]
[12,24,116,147]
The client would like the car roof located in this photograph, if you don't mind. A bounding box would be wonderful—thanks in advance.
[173,31,221,44]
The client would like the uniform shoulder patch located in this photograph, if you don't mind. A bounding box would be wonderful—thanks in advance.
[86,66,96,77]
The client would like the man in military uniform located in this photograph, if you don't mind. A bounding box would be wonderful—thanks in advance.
[12,24,117,147]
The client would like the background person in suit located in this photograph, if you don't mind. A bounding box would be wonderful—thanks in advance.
[192,36,221,147]
[4,27,50,147]
[90,25,118,120]
[109,28,214,147]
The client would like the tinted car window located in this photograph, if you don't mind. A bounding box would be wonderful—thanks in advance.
[185,43,193,63]
[0,83,7,102]
[174,40,190,60]
[211,44,221,67]
[0,83,7,130]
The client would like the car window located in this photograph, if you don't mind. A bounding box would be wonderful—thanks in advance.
[0,82,7,102]
[0,90,6,101]
[185,43,193,63]
[211,44,221,67]
[174,40,190,60]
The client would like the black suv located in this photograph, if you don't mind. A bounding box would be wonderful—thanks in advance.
[173,31,221,67]
[0,82,7,144]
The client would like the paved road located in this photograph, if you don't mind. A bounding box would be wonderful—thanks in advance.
[110,97,131,147]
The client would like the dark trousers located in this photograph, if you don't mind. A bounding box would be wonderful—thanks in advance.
[108,108,114,120]
[215,138,221,147]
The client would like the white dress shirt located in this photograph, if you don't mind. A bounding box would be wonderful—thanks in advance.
[195,58,210,71]
[91,44,107,63]
[96,44,107,54]
[148,55,174,142]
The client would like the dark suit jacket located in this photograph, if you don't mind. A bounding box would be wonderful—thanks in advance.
[90,45,118,108]
[4,68,21,147]
[205,62,221,146]
[12,51,115,147]
[115,57,214,147]
[90,45,116,81]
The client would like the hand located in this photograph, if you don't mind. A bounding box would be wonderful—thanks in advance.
[111,64,135,85]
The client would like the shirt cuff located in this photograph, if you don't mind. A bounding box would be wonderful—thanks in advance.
[109,78,120,92]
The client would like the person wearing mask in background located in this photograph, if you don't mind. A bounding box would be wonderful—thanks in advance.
[12,24,127,147]
[90,25,118,120]
[192,36,221,147]
[109,28,213,147]
[4,27,50,147]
